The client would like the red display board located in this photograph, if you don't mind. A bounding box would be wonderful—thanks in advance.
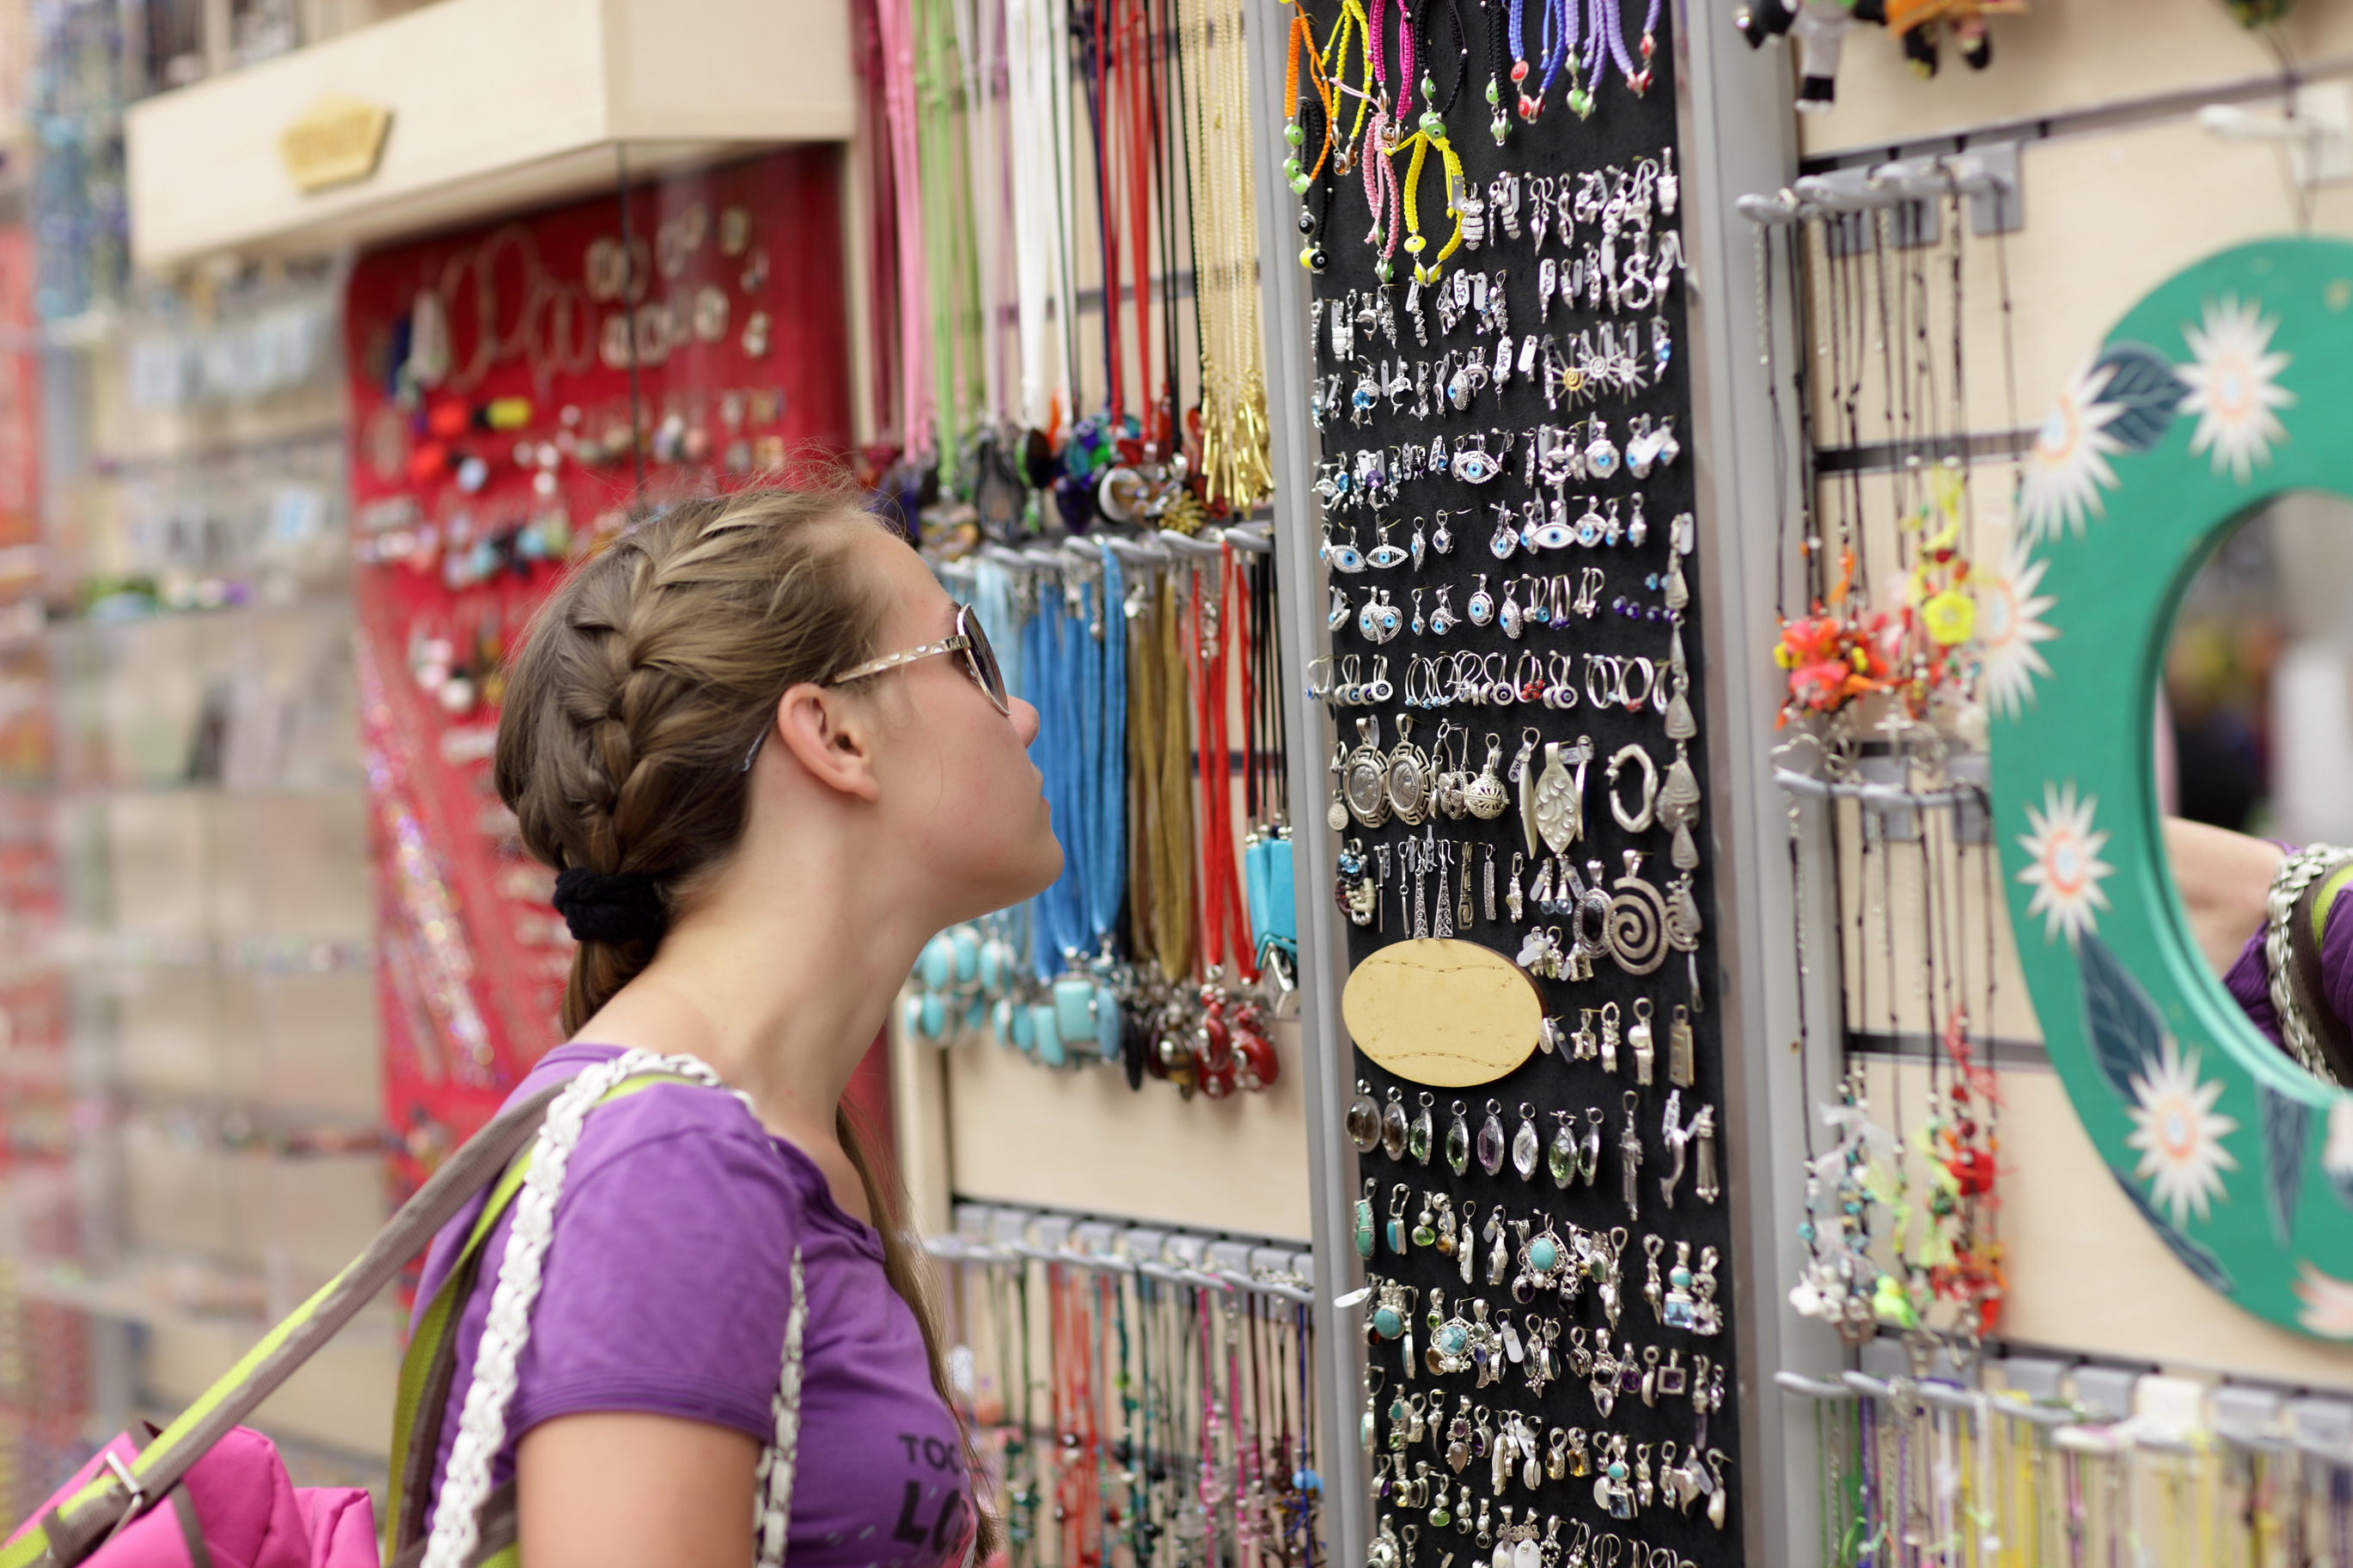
[345,149,853,1191]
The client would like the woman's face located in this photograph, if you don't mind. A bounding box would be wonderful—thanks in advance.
[848,528,1062,919]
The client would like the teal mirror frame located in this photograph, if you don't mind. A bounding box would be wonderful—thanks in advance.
[1992,236,2353,1339]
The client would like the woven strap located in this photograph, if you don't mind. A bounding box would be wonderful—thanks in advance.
[422,1050,808,1568]
[2267,845,2353,1087]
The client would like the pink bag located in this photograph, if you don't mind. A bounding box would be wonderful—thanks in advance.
[0,1080,567,1568]
[9,1429,375,1568]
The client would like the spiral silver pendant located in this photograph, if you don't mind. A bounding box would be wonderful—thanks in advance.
[1607,850,1668,975]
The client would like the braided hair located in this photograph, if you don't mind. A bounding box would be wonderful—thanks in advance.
[494,479,999,1556]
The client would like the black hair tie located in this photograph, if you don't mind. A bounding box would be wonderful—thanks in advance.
[552,866,669,945]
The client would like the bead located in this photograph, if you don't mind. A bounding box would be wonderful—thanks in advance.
[1283,155,1301,180]
[1486,79,1500,103]
[1311,247,1330,271]
[1421,75,1435,98]
[1419,109,1442,132]
[1285,121,1305,146]
[1510,59,1528,81]
[1299,209,1317,235]
[1377,259,1396,283]
[1404,235,1427,253]
[1300,244,1317,269]
[1290,173,1312,195]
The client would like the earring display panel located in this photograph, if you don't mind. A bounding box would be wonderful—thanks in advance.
[1288,0,1738,1555]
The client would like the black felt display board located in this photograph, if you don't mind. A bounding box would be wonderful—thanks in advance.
[1288,1,1742,1559]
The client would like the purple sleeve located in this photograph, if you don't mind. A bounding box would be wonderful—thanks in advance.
[2224,926,2284,1046]
[505,1112,802,1443]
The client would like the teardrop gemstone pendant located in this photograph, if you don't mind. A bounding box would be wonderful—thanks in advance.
[1512,1103,1541,1181]
[1409,1092,1436,1164]
[1477,1099,1507,1175]
[1549,1112,1576,1187]
[1382,1089,1410,1160]
[1445,1100,1471,1175]
[1347,1080,1383,1151]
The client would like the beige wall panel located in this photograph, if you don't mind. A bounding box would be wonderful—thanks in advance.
[207,791,371,942]
[120,1120,239,1260]
[1796,0,2353,158]
[255,1153,382,1287]
[144,1304,398,1460]
[115,968,235,1101]
[1861,1059,2353,1388]
[260,971,381,1117]
[1831,804,2040,1044]
[104,795,211,941]
[1800,117,2353,446]
[942,1020,1312,1243]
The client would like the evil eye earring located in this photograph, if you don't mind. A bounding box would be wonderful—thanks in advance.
[1430,587,1459,636]
[1575,497,1607,548]
[1468,575,1495,628]
[1329,523,1368,573]
[1411,589,1427,638]
[1532,500,1575,552]
[1585,418,1621,480]
[1500,579,1523,640]
[1359,588,1403,644]
[1410,519,1428,570]
[1489,504,1522,560]
[1368,523,1411,570]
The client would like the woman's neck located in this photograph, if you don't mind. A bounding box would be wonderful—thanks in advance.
[565,820,928,1223]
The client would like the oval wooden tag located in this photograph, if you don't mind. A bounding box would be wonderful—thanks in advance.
[1341,939,1542,1088]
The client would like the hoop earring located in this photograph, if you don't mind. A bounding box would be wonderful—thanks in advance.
[1607,744,1659,833]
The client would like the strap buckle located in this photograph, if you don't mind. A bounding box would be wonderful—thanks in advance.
[100,1450,148,1545]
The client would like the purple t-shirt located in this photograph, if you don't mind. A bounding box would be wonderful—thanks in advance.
[2224,881,2353,1049]
[412,1044,975,1568]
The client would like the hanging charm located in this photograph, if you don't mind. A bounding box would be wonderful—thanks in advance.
[1511,1102,1541,1181]
[1477,1098,1507,1176]
[1607,851,1669,975]
[1347,719,1393,828]
[1446,1099,1472,1175]
[1530,738,1594,857]
[1659,741,1703,871]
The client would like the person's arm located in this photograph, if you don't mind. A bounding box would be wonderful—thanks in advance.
[2161,816,2287,977]
[518,1411,761,1567]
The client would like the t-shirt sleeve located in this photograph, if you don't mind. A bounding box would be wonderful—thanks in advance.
[504,1095,802,1446]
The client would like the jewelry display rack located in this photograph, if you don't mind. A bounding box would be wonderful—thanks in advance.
[1242,9,1808,1568]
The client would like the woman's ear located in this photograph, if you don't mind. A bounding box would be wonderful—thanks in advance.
[767,684,883,802]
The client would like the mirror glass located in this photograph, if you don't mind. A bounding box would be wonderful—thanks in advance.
[2160,491,2353,1082]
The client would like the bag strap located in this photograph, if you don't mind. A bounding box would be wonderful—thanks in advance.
[2,1080,572,1568]
[383,1071,706,1563]
[2289,858,2353,1085]
[2266,844,2353,1087]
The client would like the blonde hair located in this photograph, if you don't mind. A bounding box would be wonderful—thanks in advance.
[494,480,998,1553]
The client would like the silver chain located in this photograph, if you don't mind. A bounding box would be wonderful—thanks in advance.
[2265,845,2352,1087]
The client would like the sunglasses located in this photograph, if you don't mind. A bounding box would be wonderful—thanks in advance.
[742,603,1011,772]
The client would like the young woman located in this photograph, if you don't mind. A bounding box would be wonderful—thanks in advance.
[408,480,1055,1566]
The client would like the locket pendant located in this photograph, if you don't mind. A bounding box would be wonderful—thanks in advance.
[1347,1080,1383,1150]
[1476,1099,1507,1175]
[1466,740,1510,819]
[1446,1100,1471,1174]
[1510,1104,1540,1180]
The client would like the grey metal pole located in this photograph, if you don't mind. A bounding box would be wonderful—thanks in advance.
[1243,0,1371,1559]
[1671,7,1847,1568]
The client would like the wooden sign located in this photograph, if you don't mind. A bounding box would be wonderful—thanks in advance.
[1342,939,1542,1087]
[278,95,392,194]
